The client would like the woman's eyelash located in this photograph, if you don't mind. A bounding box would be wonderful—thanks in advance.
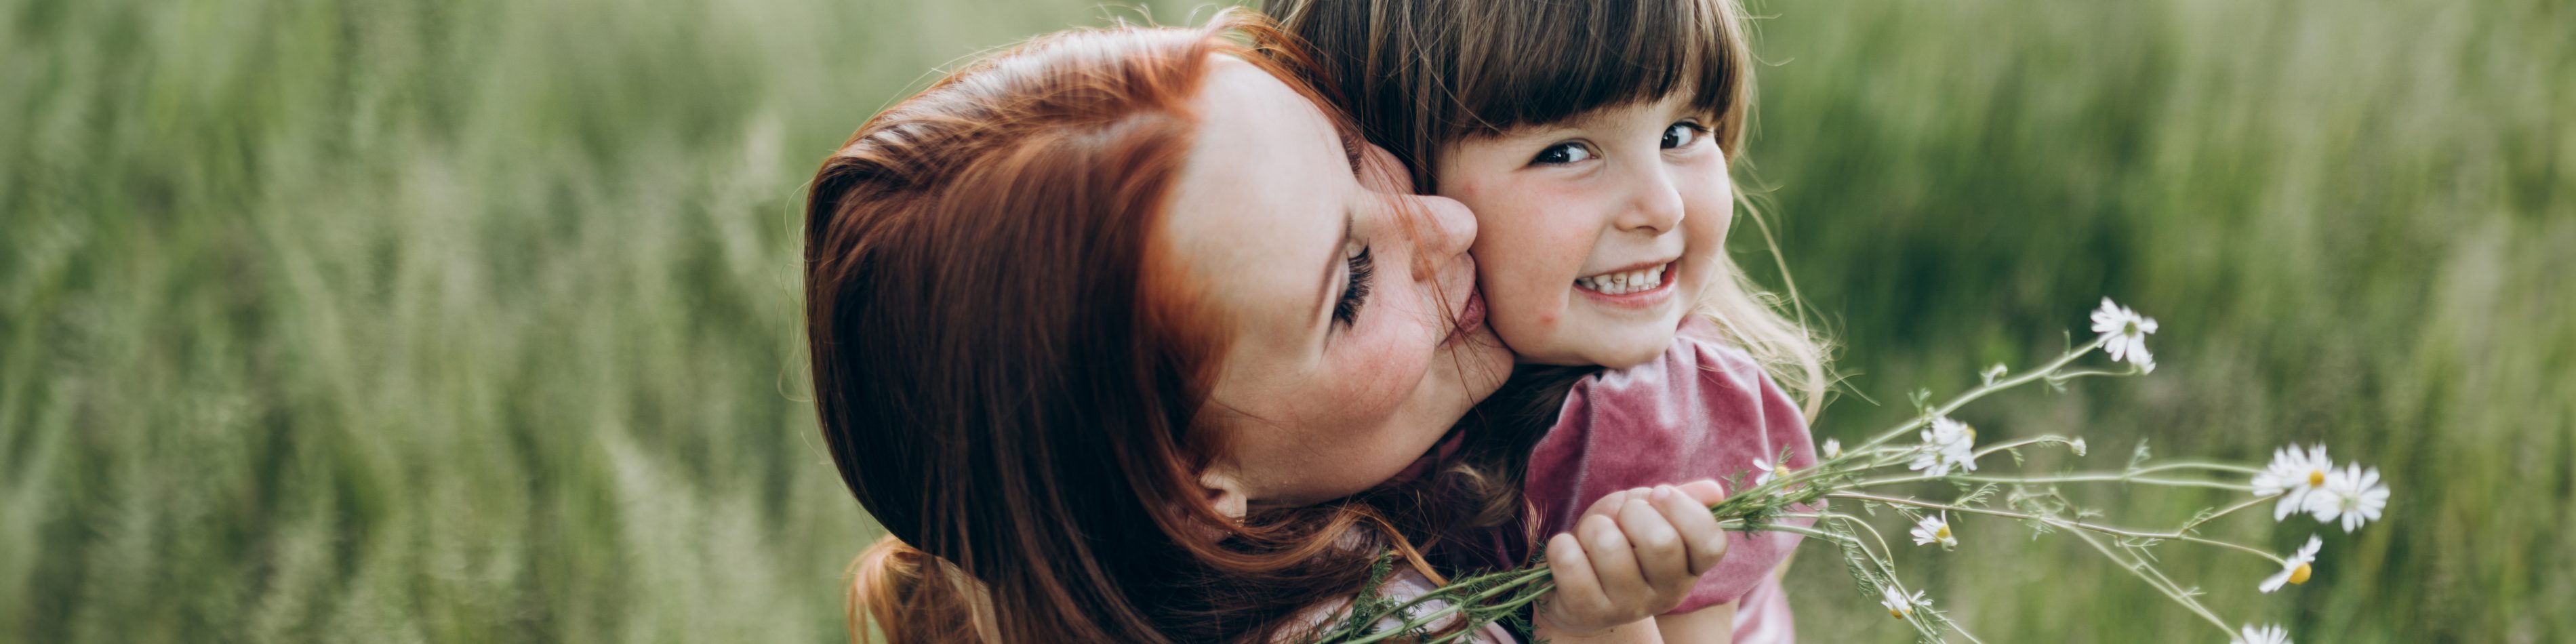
[1333,246,1373,325]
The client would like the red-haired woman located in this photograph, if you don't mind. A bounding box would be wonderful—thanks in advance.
[805,11,1726,643]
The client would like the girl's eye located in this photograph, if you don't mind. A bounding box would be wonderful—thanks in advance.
[1530,142,1595,165]
[1332,245,1374,326]
[1662,122,1710,149]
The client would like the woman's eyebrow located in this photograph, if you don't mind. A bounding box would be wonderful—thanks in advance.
[1311,212,1354,332]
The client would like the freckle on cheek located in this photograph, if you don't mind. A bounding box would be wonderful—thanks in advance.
[1337,348,1418,420]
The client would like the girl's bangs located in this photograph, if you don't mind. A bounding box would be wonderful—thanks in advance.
[1451,0,1742,134]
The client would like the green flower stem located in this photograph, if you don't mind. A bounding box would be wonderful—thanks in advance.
[1849,472,2255,492]
[1969,435,2076,459]
[1853,336,2109,452]
[1328,568,1552,644]
[1826,492,2286,565]
[2182,494,2283,534]
[2067,527,2238,637]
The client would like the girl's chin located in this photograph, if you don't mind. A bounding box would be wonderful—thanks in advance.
[1506,331,1676,369]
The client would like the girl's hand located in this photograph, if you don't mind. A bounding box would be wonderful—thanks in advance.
[1534,481,1731,637]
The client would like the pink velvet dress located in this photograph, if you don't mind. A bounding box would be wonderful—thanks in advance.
[1523,317,1817,642]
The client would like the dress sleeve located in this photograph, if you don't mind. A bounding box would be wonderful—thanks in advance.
[1520,318,1819,613]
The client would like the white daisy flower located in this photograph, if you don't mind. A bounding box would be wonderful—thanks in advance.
[2229,623,2290,644]
[2251,444,2334,521]
[1908,416,1978,477]
[2308,464,2389,532]
[2259,535,2322,592]
[1823,438,1843,460]
[1753,458,1786,485]
[2090,298,2159,371]
[1910,512,1958,550]
[1880,585,1927,619]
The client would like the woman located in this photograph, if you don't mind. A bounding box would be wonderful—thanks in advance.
[803,12,1516,642]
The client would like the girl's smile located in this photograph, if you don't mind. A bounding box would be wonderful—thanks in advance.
[1573,259,1680,306]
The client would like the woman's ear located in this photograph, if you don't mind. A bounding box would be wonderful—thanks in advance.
[1196,466,1250,521]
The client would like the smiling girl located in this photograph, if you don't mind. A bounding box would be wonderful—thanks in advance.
[1268,0,1832,641]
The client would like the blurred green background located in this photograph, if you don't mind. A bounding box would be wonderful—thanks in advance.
[2,0,2567,641]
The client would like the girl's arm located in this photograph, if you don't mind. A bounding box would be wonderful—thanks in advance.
[1651,602,1736,643]
[1538,618,1666,644]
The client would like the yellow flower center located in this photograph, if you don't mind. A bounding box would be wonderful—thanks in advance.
[1890,607,1908,619]
[2307,470,2326,487]
[1935,526,1952,540]
[2289,563,2312,584]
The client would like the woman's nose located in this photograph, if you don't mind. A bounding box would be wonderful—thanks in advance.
[1614,165,1687,235]
[1411,194,1478,266]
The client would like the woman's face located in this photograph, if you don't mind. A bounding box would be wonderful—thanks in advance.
[1163,57,1512,514]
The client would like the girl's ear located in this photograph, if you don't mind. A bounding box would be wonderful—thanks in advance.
[1196,466,1251,521]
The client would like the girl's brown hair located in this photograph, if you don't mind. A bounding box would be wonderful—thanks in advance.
[805,9,1482,643]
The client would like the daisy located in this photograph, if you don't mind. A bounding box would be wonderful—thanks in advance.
[2090,298,2159,371]
[1908,416,1978,477]
[1823,438,1843,460]
[1911,512,1958,550]
[2250,444,2334,521]
[2230,623,2290,644]
[1880,585,1927,619]
[2308,464,2389,532]
[2258,536,2322,592]
[1753,458,1787,485]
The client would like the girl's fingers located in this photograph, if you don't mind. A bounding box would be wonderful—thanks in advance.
[1651,483,1731,575]
[1617,494,1690,592]
[1674,479,1729,506]
[1545,532,1609,616]
[1582,487,1643,518]
[1575,512,1649,605]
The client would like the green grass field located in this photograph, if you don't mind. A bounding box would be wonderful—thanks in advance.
[3,0,2568,641]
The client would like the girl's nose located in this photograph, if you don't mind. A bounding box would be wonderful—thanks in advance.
[1614,165,1687,235]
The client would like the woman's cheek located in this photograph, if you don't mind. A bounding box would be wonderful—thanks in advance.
[1327,317,1433,427]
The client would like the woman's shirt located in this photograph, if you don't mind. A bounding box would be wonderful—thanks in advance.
[1523,317,1819,626]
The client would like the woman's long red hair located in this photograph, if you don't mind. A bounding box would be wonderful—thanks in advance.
[804,11,1483,643]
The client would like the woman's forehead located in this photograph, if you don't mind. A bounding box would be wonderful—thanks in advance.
[1160,58,1350,337]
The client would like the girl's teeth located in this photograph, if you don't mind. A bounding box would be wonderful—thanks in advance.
[1575,264,1668,295]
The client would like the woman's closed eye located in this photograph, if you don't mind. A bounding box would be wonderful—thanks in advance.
[1662,121,1710,149]
[1332,245,1373,325]
[1529,141,1596,165]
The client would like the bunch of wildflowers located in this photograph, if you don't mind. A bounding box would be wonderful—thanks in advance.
[1305,298,2391,643]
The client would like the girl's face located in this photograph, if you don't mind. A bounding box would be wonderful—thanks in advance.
[1164,57,1512,513]
[1434,92,1733,367]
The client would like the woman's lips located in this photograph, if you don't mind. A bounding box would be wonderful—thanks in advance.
[1444,290,1488,344]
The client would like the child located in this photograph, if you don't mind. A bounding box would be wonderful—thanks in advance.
[1266,0,1830,641]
